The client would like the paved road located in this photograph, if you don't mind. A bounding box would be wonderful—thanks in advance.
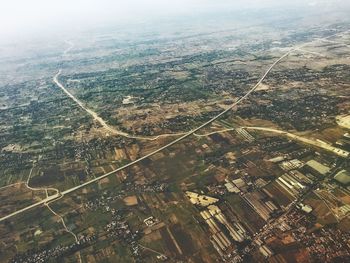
[56,42,186,141]
[0,193,61,222]
[244,126,349,158]
[54,71,130,138]
[194,128,235,137]
[0,48,294,223]
[54,71,188,141]
[58,49,293,196]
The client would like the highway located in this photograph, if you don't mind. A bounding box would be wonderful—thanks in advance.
[54,70,130,138]
[53,31,350,143]
[0,48,294,223]
[57,49,294,197]
[62,40,74,56]
[54,71,187,141]
[0,193,61,222]
[243,126,349,158]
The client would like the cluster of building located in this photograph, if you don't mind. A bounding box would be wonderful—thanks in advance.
[304,227,350,261]
[334,169,350,187]
[123,181,169,193]
[264,157,330,207]
[278,159,304,171]
[105,220,140,251]
[274,171,310,199]
[186,191,249,261]
[11,235,96,263]
[197,128,350,262]
[224,178,248,194]
[84,192,142,260]
[132,109,222,136]
[83,192,122,212]
[105,212,142,259]
[283,210,350,262]
[335,128,350,156]
[235,128,255,143]
[143,216,159,227]
[237,93,341,132]
[243,191,280,221]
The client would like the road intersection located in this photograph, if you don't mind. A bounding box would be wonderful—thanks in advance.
[0,48,294,223]
[1,32,348,223]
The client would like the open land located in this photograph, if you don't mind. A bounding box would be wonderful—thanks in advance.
[1,6,350,263]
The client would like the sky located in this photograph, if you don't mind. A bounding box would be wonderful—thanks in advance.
[0,0,348,42]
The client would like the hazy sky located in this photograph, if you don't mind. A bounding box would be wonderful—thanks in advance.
[0,0,348,42]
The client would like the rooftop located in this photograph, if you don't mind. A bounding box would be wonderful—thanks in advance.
[306,160,330,175]
[334,170,350,185]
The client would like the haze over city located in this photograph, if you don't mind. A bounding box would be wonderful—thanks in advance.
[1,0,350,42]
[0,0,350,262]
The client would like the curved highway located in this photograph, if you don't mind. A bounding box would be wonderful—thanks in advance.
[243,126,349,158]
[0,48,294,223]
[54,71,187,141]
